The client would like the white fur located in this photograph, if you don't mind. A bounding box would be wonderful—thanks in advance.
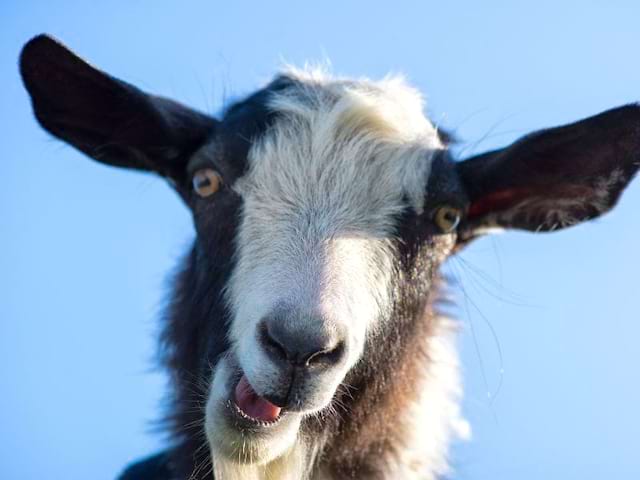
[205,68,453,479]
[397,318,470,479]
[228,68,442,390]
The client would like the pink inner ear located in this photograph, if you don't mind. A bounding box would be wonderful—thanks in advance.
[467,188,534,220]
[467,184,595,221]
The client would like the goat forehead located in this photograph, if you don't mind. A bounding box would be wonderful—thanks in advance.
[233,71,443,229]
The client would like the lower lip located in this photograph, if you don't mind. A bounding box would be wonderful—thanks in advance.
[229,399,284,428]
[229,374,284,427]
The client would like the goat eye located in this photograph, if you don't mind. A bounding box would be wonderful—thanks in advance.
[192,169,222,197]
[434,206,462,233]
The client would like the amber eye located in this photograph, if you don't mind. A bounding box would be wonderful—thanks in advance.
[192,169,222,197]
[434,205,462,233]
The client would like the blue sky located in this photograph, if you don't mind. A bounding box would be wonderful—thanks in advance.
[2,1,639,479]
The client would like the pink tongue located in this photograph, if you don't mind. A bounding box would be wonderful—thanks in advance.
[234,375,282,422]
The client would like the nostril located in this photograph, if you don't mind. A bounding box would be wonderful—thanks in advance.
[259,312,348,369]
[305,340,346,367]
[259,321,288,362]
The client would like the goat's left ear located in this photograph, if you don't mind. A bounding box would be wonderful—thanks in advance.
[456,105,640,242]
[20,34,217,184]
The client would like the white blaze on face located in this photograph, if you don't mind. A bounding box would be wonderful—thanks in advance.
[227,69,444,401]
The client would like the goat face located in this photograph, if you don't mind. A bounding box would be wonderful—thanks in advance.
[21,34,640,474]
[199,74,459,464]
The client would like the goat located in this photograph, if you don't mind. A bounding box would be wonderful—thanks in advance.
[20,34,640,480]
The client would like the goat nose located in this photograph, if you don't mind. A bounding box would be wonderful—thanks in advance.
[259,313,346,368]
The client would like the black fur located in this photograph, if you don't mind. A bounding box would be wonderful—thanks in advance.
[118,452,174,480]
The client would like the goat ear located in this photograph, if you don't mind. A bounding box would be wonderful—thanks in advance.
[20,34,217,182]
[456,105,640,242]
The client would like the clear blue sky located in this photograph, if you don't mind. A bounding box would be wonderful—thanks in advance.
[2,1,639,479]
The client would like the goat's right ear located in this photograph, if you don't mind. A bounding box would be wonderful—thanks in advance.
[20,34,217,184]
[455,105,640,243]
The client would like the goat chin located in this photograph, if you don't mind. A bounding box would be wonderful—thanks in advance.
[204,357,303,467]
[210,442,309,480]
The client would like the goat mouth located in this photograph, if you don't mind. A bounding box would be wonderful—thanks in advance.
[230,374,283,427]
